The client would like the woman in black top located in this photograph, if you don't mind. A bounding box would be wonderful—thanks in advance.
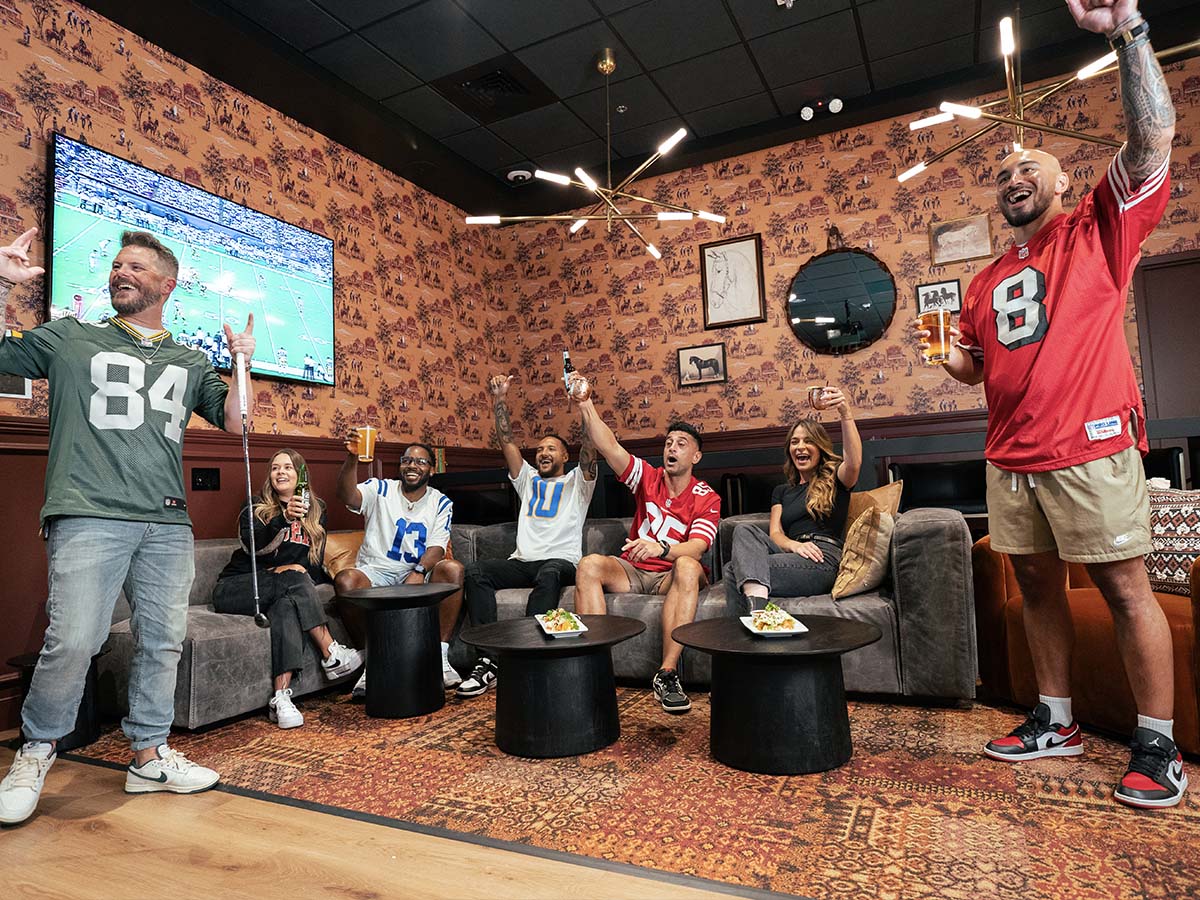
[725,388,862,609]
[213,449,362,729]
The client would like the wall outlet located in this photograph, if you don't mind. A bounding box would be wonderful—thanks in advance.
[192,467,221,491]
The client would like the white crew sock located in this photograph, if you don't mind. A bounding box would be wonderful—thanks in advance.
[1137,714,1174,741]
[1039,694,1072,726]
[440,641,449,661]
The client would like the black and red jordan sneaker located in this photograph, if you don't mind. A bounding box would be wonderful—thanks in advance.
[984,702,1083,761]
[1114,727,1188,809]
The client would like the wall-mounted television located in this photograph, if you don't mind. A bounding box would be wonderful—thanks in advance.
[48,134,335,386]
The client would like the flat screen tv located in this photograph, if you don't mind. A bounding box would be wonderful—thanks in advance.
[48,134,335,385]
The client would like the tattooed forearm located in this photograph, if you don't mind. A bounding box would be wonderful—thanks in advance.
[493,397,515,446]
[578,419,598,480]
[1117,31,1175,184]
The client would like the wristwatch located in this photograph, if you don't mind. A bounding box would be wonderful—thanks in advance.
[412,563,428,575]
[658,540,671,560]
[1108,17,1148,52]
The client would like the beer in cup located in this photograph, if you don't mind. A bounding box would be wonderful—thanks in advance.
[919,309,952,365]
[354,426,378,462]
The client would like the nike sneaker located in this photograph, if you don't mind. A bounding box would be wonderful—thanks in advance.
[984,702,1083,761]
[1114,727,1188,809]
[125,745,219,794]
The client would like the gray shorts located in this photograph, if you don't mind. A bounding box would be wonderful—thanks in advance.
[615,557,708,594]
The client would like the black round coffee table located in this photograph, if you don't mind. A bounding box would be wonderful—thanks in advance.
[673,615,882,774]
[338,583,458,719]
[461,615,645,758]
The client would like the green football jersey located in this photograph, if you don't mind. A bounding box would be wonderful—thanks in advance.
[0,315,229,526]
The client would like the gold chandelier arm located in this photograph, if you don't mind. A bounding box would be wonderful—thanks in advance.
[605,188,703,215]
[919,120,1002,170]
[975,110,1122,146]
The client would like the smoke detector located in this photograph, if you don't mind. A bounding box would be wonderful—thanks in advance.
[507,168,533,183]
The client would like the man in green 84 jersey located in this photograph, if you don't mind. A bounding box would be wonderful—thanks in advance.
[0,229,256,825]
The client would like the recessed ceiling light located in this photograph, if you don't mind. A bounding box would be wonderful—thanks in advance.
[800,106,814,121]
[829,97,843,114]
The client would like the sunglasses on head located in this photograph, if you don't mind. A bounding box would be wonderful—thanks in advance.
[400,456,432,468]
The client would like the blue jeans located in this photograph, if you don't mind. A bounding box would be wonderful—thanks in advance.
[22,517,194,751]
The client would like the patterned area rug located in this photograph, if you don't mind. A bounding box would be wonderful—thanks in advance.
[75,690,1200,898]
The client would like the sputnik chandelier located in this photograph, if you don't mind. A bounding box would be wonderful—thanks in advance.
[464,48,725,259]
[898,12,1200,183]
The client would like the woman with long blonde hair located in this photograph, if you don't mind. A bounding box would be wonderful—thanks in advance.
[213,449,362,729]
[724,388,862,609]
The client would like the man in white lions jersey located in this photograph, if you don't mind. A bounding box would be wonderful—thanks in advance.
[334,440,464,693]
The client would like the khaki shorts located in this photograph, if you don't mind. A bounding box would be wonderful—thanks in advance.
[616,557,708,594]
[985,444,1151,563]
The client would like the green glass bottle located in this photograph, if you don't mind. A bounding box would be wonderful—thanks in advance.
[296,463,311,512]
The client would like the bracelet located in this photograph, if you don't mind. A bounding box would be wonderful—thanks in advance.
[1108,16,1149,53]
[658,539,671,560]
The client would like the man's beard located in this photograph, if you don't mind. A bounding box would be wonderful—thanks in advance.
[1000,192,1052,228]
[401,472,431,493]
[111,286,161,316]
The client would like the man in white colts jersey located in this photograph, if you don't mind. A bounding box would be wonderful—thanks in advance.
[457,374,597,698]
[334,440,465,694]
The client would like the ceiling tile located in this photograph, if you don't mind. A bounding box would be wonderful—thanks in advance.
[307,34,419,99]
[363,0,504,81]
[980,0,1062,21]
[686,92,779,138]
[591,0,646,13]
[749,11,863,89]
[771,66,871,115]
[535,139,609,174]
[871,35,975,91]
[453,0,598,51]
[490,103,599,156]
[311,0,425,29]
[564,75,676,135]
[515,21,640,98]
[725,0,852,40]
[610,0,739,70]
[382,85,478,138]
[443,127,526,169]
[858,0,975,61]
[979,7,1079,60]
[610,117,688,158]
[653,44,762,113]
[220,0,348,51]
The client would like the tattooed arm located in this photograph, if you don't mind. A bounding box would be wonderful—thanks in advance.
[489,374,525,479]
[1066,0,1175,185]
[577,407,598,482]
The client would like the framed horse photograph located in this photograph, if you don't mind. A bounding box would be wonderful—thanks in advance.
[699,233,766,329]
[677,342,728,388]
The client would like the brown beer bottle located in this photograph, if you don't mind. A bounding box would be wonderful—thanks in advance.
[562,350,591,401]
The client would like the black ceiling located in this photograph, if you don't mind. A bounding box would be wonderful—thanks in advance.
[85,0,1200,216]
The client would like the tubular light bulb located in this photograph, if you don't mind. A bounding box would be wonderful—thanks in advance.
[646,244,662,260]
[574,168,598,191]
[656,128,687,155]
[910,111,954,130]
[1078,51,1117,80]
[897,162,927,183]
[999,17,1015,56]
[534,169,571,185]
[940,101,982,119]
[1012,141,1023,152]
[465,215,501,225]
[657,211,693,221]
[697,210,726,223]
[569,219,587,234]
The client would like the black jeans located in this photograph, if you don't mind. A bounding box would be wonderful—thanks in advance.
[463,557,577,629]
[213,570,326,679]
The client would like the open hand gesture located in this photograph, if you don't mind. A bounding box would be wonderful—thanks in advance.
[223,313,255,361]
[489,374,513,398]
[0,228,45,284]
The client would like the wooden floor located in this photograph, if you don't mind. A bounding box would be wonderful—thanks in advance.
[0,745,738,900]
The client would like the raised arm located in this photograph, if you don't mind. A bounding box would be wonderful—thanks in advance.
[488,374,524,480]
[572,374,631,477]
[1066,0,1174,185]
[822,388,861,488]
[221,314,256,432]
[336,433,363,510]
[577,405,598,482]
[0,228,45,334]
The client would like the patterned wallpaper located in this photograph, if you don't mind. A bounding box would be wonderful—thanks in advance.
[0,0,1196,450]
[481,58,1200,444]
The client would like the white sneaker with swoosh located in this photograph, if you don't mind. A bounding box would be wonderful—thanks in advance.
[125,745,219,794]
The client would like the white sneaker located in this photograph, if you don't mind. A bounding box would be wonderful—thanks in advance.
[442,647,462,689]
[0,741,56,825]
[351,670,367,699]
[125,745,219,795]
[322,641,364,680]
[268,688,304,729]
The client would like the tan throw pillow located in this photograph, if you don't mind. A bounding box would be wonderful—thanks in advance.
[843,480,903,540]
[323,531,364,580]
[832,506,895,600]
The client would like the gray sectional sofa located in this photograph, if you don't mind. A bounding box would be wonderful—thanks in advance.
[99,508,977,730]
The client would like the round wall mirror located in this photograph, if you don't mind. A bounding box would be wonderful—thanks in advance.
[786,248,897,355]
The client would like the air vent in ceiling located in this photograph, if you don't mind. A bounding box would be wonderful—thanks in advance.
[432,54,556,125]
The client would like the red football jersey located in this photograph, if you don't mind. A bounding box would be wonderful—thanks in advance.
[957,152,1168,472]
[620,456,721,573]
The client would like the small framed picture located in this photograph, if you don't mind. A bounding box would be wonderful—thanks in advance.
[677,342,727,388]
[928,213,993,266]
[915,279,962,315]
[699,233,766,330]
[0,373,30,399]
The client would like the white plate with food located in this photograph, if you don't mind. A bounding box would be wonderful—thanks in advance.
[741,603,808,637]
[535,608,589,638]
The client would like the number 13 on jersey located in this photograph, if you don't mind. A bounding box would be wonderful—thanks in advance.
[387,518,428,565]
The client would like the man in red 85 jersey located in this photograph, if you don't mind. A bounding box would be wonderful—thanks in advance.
[917,0,1183,810]
[573,377,719,715]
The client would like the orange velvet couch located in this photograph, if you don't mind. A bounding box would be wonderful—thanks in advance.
[973,535,1200,754]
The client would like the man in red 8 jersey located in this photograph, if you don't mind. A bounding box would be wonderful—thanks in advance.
[915,0,1183,809]
[572,373,720,714]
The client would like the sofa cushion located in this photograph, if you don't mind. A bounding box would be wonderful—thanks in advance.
[833,507,895,599]
[324,531,364,580]
[1146,487,1200,596]
[845,480,903,539]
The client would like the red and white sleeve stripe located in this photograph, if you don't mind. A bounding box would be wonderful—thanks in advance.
[688,516,718,549]
[621,456,644,492]
[1107,150,1169,214]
